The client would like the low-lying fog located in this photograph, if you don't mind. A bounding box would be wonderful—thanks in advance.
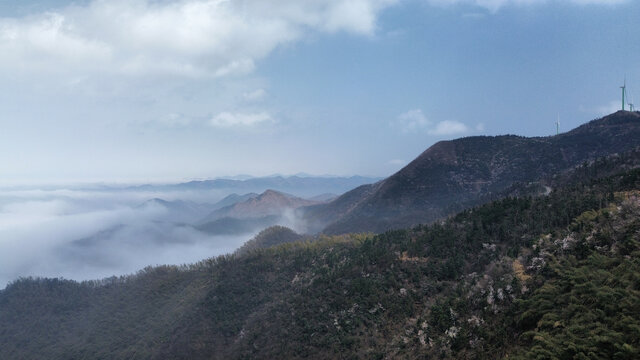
[0,187,266,289]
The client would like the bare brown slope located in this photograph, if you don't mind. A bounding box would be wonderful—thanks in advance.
[202,189,318,222]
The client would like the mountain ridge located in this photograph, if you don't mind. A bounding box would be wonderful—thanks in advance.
[201,189,317,222]
[2,151,639,359]
[304,111,640,234]
[195,189,319,235]
[126,175,381,199]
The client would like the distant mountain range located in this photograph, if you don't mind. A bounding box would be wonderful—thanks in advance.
[126,175,381,199]
[302,111,640,234]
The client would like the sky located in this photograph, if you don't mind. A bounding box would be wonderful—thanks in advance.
[0,0,638,185]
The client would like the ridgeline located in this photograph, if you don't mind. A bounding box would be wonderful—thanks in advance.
[2,113,640,359]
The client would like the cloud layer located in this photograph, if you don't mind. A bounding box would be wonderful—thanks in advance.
[0,0,623,77]
[0,0,396,78]
[210,111,273,128]
[0,188,252,288]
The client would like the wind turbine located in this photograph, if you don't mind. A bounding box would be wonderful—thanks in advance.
[556,115,560,135]
[621,80,627,111]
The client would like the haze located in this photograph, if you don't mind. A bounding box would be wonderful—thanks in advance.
[0,186,246,288]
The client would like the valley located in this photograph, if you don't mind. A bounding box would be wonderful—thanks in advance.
[2,112,640,359]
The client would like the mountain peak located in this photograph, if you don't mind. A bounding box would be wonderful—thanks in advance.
[304,111,640,234]
[259,189,287,198]
[202,188,318,222]
[565,110,640,134]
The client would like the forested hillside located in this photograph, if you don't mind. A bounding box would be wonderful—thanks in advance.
[302,111,640,234]
[1,153,639,359]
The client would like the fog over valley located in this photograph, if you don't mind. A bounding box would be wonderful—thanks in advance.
[0,175,377,288]
[0,189,235,288]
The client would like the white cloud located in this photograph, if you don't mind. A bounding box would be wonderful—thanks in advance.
[394,109,471,136]
[0,0,397,78]
[213,58,256,78]
[0,13,112,72]
[395,109,431,133]
[323,0,382,34]
[428,120,469,135]
[210,111,273,128]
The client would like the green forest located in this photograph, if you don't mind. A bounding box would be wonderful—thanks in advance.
[1,155,640,359]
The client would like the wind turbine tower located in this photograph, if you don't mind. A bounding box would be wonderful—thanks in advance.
[621,81,627,111]
[556,115,560,135]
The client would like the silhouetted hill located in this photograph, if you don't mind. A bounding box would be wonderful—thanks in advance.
[305,111,640,234]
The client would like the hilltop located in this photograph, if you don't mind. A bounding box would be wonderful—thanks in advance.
[201,189,317,221]
[302,111,640,234]
[196,189,318,235]
[234,226,306,256]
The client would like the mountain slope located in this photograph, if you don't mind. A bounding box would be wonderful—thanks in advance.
[2,158,639,359]
[195,190,318,235]
[201,189,317,222]
[234,226,305,256]
[211,193,259,211]
[306,111,640,234]
[195,215,280,236]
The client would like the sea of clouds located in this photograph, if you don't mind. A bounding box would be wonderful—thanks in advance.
[0,186,254,289]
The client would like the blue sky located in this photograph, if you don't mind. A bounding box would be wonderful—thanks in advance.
[0,0,637,185]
